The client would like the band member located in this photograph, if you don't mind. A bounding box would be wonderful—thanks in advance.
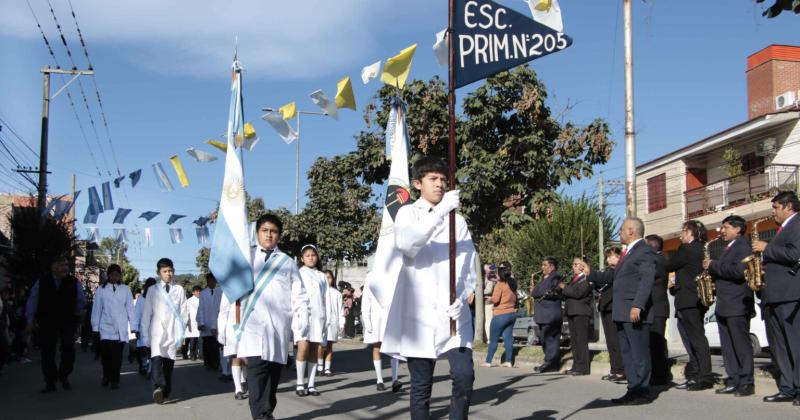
[362,275,401,391]
[91,264,134,389]
[752,191,800,405]
[702,215,754,396]
[561,257,592,375]
[589,247,625,382]
[197,273,223,372]
[239,214,310,420]
[317,270,343,376]
[294,244,328,397]
[141,258,189,404]
[644,234,671,386]
[183,286,201,361]
[217,292,247,400]
[381,156,477,420]
[532,257,563,373]
[25,254,86,392]
[667,220,714,390]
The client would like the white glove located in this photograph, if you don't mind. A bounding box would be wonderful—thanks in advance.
[445,298,464,320]
[433,190,460,218]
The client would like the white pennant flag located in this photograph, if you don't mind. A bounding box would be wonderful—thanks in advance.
[114,228,128,243]
[144,227,153,247]
[169,228,183,244]
[432,29,448,67]
[361,61,381,84]
[309,90,338,120]
[262,113,299,144]
[526,0,564,32]
[186,147,218,162]
[86,227,99,243]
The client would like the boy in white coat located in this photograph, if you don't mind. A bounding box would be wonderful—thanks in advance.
[141,258,188,404]
[183,286,201,360]
[91,264,134,389]
[382,156,477,420]
[239,214,310,420]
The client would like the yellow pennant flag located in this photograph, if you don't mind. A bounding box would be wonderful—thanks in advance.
[335,76,357,110]
[244,122,256,139]
[206,139,227,152]
[279,102,297,120]
[380,44,417,89]
[169,155,190,188]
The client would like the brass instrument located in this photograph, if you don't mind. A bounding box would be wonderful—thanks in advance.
[743,217,770,292]
[696,236,722,307]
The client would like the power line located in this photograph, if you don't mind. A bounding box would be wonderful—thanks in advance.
[0,113,39,158]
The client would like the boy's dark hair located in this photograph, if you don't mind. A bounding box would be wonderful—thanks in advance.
[645,234,664,252]
[107,264,122,275]
[721,215,747,235]
[605,246,623,256]
[191,286,202,292]
[256,213,283,234]
[156,258,174,271]
[543,256,558,269]
[412,156,448,181]
[772,190,800,212]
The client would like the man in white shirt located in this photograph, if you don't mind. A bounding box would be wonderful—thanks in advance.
[91,264,134,389]
[382,156,477,420]
[197,273,223,371]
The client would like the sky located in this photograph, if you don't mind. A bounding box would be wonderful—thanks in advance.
[0,0,797,278]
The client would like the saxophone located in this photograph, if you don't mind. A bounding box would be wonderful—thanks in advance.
[696,236,721,307]
[743,217,770,292]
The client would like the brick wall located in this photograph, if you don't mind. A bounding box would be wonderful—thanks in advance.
[747,45,800,119]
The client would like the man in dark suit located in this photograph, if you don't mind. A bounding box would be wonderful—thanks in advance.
[589,247,625,382]
[609,217,656,405]
[666,220,713,390]
[752,191,800,405]
[703,215,754,397]
[645,234,671,386]
[532,257,563,373]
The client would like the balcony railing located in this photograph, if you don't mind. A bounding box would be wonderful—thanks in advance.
[685,164,799,218]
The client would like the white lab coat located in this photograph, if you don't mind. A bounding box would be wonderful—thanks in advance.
[296,266,327,344]
[133,295,147,348]
[237,247,310,364]
[325,287,344,343]
[91,283,135,342]
[361,280,385,344]
[185,296,200,338]
[196,286,222,337]
[217,293,239,357]
[382,198,477,359]
[141,281,188,360]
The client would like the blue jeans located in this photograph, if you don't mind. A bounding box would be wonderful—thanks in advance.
[486,312,517,363]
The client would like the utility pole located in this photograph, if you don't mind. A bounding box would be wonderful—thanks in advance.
[623,0,637,217]
[37,65,94,213]
[598,176,605,270]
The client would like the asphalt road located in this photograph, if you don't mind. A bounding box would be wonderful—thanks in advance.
[1,341,797,419]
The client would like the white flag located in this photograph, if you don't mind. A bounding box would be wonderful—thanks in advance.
[114,228,128,243]
[186,147,218,162]
[169,228,183,244]
[262,113,299,144]
[526,0,563,32]
[144,227,153,247]
[432,29,448,67]
[309,90,338,120]
[361,61,381,84]
[86,227,99,243]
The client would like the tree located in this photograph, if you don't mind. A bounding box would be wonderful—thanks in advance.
[352,65,614,242]
[502,196,618,292]
[756,0,800,17]
[2,208,73,289]
[95,236,140,293]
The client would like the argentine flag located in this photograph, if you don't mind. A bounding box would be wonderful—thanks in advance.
[210,59,254,302]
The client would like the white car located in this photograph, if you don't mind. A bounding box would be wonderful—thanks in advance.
[703,299,769,356]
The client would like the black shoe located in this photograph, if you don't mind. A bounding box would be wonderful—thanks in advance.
[153,387,164,404]
[110,383,119,390]
[715,385,737,394]
[601,374,615,381]
[324,370,332,377]
[307,387,321,396]
[101,377,109,388]
[687,381,714,391]
[793,396,800,406]
[611,374,627,384]
[295,387,307,397]
[568,370,588,376]
[234,391,247,400]
[734,384,754,397]
[675,379,696,390]
[763,392,794,402]
[611,393,635,404]
[534,364,558,373]
[392,381,402,393]
[624,395,651,406]
[41,384,57,394]
[376,382,385,391]
[61,380,72,391]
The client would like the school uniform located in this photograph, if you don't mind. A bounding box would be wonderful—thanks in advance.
[361,281,385,344]
[296,266,328,344]
[217,293,239,357]
[197,285,223,369]
[184,295,200,360]
[140,281,188,399]
[325,287,344,343]
[91,282,134,386]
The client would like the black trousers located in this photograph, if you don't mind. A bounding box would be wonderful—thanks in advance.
[765,302,800,396]
[538,322,562,368]
[183,337,199,359]
[100,340,125,385]
[407,347,474,420]
[39,324,76,386]
[567,315,590,374]
[246,357,283,419]
[617,322,651,396]
[718,315,754,387]
[202,336,220,369]
[151,356,175,394]
[649,316,670,385]
[601,311,624,375]
[677,308,713,383]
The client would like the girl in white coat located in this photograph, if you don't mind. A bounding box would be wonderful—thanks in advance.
[316,270,343,376]
[362,274,401,392]
[217,292,248,400]
[294,244,327,397]
[91,264,134,389]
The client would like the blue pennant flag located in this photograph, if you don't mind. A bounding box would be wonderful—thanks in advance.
[193,216,211,226]
[102,182,114,211]
[166,214,186,225]
[113,208,132,224]
[83,204,99,224]
[139,211,159,221]
[113,176,126,188]
[87,186,104,215]
[129,169,142,188]
[152,163,174,192]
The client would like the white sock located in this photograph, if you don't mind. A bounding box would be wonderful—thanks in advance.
[391,358,399,382]
[308,363,318,388]
[296,360,306,387]
[373,359,383,383]
[317,358,324,371]
[324,360,331,372]
[240,364,247,383]
[232,365,243,394]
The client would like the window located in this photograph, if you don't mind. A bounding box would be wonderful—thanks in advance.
[741,152,765,173]
[647,173,667,213]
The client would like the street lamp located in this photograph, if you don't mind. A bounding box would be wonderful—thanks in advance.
[261,107,327,214]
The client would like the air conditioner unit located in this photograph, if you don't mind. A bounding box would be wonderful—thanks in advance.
[775,91,797,110]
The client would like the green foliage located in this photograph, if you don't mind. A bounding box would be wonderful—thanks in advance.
[502,195,618,292]
[722,147,743,179]
[196,247,210,274]
[2,208,73,289]
[95,236,140,293]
